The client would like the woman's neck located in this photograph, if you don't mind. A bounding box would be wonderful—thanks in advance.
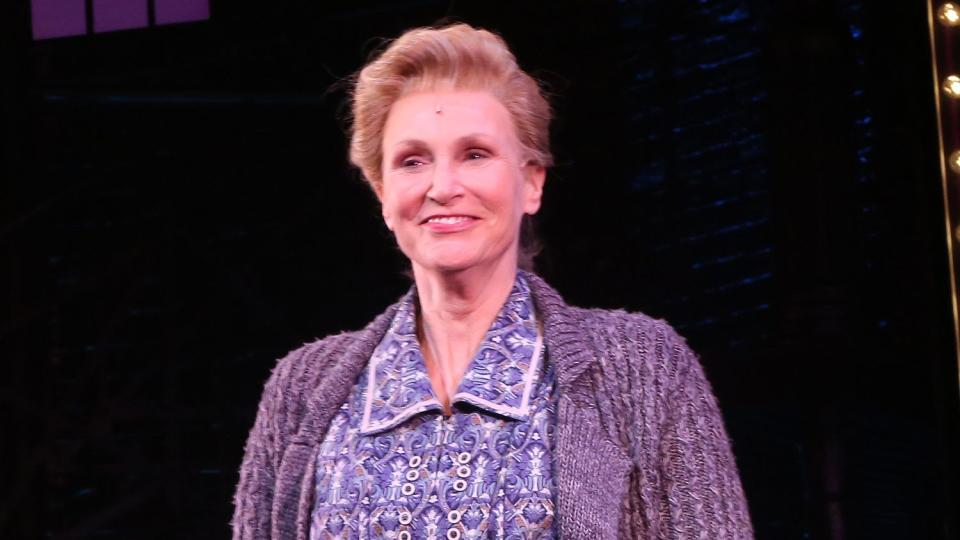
[412,258,519,414]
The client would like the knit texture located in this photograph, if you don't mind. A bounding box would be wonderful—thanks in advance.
[232,273,754,539]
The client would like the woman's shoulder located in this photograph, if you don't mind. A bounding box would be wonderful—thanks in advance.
[569,305,702,391]
[576,304,676,335]
[562,302,692,351]
[242,303,400,469]
[267,331,362,390]
[526,272,699,387]
[253,331,364,425]
[267,298,400,391]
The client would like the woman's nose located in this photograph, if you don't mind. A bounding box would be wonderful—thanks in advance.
[425,161,463,204]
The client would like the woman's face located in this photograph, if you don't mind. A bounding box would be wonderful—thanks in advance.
[377,90,545,275]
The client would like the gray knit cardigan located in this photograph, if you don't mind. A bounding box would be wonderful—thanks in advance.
[232,273,754,539]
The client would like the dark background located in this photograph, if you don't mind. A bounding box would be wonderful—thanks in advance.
[3,0,959,538]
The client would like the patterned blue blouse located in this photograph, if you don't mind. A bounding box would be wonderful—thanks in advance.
[309,272,557,540]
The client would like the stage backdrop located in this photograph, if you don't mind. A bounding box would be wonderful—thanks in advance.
[2,0,958,538]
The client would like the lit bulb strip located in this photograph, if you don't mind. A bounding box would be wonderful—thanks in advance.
[928,1,960,389]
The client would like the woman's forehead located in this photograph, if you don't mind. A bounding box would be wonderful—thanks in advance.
[383,90,516,146]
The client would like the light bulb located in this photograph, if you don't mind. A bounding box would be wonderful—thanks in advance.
[944,75,960,97]
[949,149,960,174]
[939,3,960,26]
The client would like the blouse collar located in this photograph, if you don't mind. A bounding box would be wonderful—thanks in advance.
[359,271,544,436]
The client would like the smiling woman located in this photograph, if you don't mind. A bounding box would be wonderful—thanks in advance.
[232,23,754,540]
[378,90,544,283]
[378,89,546,414]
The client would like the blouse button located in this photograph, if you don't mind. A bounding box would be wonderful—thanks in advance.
[401,483,416,496]
[405,469,420,482]
[446,528,461,540]
[456,452,471,464]
[452,478,467,492]
[408,455,422,468]
[447,509,461,524]
[398,511,413,525]
[455,465,471,478]
[399,531,412,540]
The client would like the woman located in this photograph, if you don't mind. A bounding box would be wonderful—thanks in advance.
[233,23,753,540]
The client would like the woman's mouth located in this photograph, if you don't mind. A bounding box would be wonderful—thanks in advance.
[424,215,473,225]
[421,215,478,232]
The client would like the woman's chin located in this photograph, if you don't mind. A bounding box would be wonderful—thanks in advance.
[406,240,516,275]
[425,258,479,274]
[414,251,487,274]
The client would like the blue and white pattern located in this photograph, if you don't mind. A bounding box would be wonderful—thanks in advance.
[310,272,557,540]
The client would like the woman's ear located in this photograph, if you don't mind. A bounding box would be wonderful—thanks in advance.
[522,164,546,215]
[371,178,384,202]
[382,208,394,231]
[372,181,394,231]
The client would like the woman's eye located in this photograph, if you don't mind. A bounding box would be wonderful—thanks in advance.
[465,150,489,160]
[400,157,424,168]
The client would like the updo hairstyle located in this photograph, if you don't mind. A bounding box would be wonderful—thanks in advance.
[348,23,553,270]
[349,23,554,187]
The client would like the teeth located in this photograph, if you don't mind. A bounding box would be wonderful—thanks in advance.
[427,216,471,224]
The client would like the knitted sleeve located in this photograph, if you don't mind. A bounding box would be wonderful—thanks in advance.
[231,348,293,540]
[231,340,324,540]
[659,327,754,539]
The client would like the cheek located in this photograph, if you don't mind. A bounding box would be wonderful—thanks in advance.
[475,167,526,210]
[395,191,423,219]
[506,173,530,217]
[381,182,420,218]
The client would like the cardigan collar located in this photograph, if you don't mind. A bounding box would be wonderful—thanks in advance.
[296,270,597,448]
[522,271,596,389]
[289,271,627,540]
[358,271,545,435]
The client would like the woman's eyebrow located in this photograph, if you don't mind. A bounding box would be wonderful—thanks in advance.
[456,133,495,145]
[389,140,429,154]
[390,134,495,150]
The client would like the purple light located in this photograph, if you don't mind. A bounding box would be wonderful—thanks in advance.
[31,0,86,40]
[155,0,209,25]
[92,0,148,33]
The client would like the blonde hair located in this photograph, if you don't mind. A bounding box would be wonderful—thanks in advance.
[349,23,554,188]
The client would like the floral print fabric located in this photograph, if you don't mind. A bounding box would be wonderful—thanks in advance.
[309,273,557,540]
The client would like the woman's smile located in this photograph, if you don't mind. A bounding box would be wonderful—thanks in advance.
[421,214,480,232]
